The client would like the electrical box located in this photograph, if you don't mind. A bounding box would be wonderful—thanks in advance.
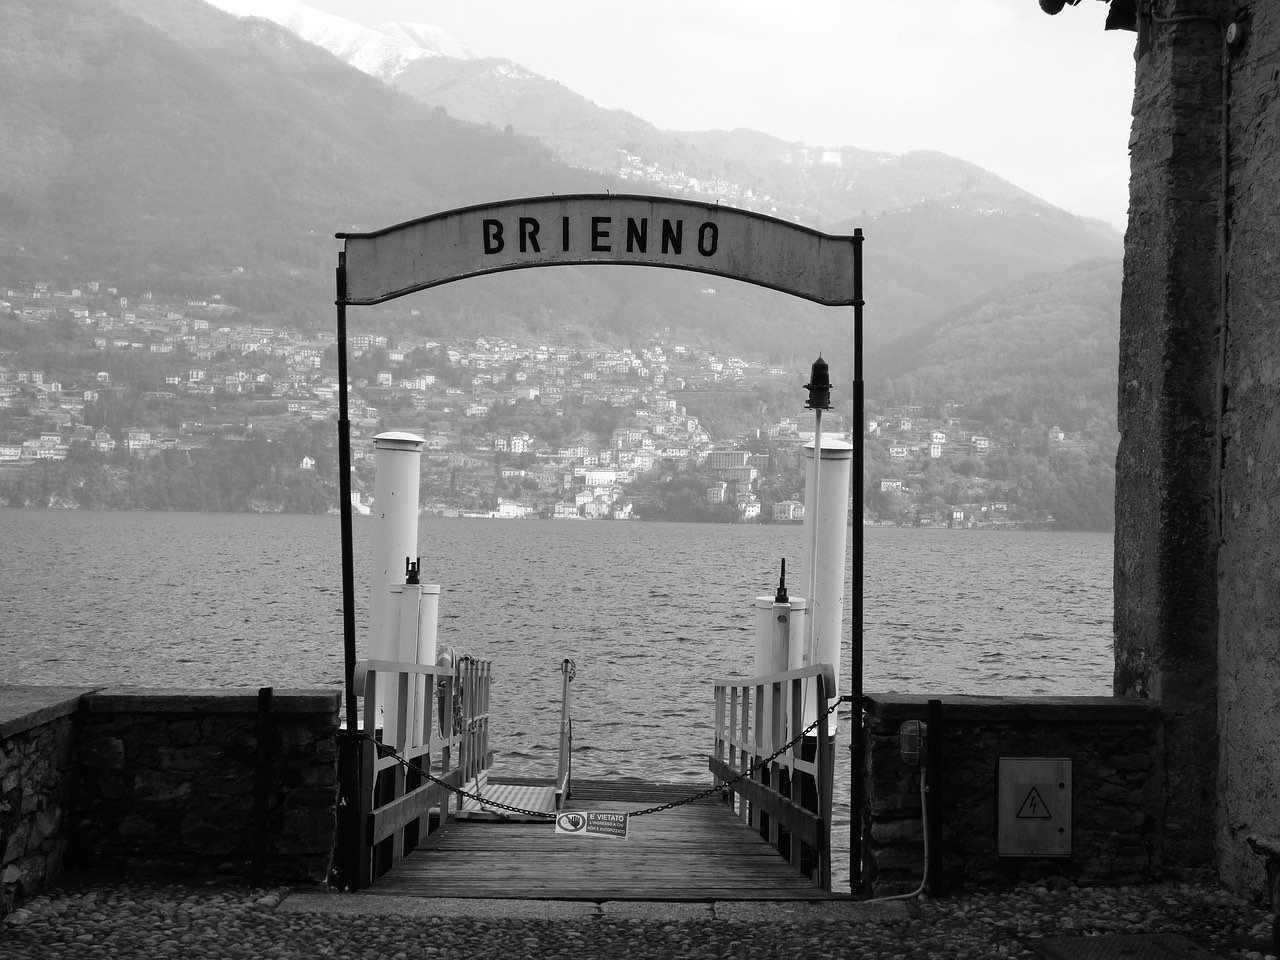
[997,757,1071,858]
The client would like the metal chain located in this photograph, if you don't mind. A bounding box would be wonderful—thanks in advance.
[358,696,843,822]
[625,697,843,817]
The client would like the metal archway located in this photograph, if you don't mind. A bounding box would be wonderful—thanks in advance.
[332,194,864,890]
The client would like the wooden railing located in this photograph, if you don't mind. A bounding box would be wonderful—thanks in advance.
[353,655,492,887]
[708,663,836,890]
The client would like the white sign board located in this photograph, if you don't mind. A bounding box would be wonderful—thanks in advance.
[997,757,1072,858]
[340,195,861,306]
[555,811,629,840]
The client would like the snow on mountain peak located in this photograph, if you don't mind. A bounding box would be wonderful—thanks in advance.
[376,22,478,60]
[206,0,472,81]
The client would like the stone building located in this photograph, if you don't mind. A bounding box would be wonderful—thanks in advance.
[1083,0,1280,903]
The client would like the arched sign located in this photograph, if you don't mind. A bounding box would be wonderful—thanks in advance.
[337,194,861,306]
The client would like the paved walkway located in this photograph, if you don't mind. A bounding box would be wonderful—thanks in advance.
[1,873,1276,960]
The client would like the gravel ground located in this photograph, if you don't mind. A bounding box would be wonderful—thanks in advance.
[2,872,1277,960]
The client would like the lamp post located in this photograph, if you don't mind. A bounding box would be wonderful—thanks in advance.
[804,355,832,670]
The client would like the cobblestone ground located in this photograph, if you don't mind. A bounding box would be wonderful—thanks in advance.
[2,873,1277,960]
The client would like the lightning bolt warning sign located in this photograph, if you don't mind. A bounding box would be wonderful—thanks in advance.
[1016,787,1053,820]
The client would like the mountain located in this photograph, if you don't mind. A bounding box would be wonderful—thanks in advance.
[205,0,476,80]
[0,0,610,312]
[878,258,1121,431]
[865,260,1121,529]
[0,0,1121,376]
[205,2,1123,234]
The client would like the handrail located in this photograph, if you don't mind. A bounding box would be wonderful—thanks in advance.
[709,662,836,890]
[710,662,837,693]
[555,658,576,810]
[355,658,450,681]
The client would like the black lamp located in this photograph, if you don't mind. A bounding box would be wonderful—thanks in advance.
[804,355,832,410]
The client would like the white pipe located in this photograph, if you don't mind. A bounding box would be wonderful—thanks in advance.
[868,743,930,902]
[807,408,823,667]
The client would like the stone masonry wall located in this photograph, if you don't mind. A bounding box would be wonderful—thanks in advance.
[0,685,341,918]
[1119,0,1280,905]
[72,688,340,886]
[0,688,90,917]
[1214,0,1280,904]
[1115,0,1225,871]
[863,695,1163,896]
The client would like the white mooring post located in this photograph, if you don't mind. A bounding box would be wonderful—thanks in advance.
[368,430,425,728]
[753,567,808,679]
[382,575,441,747]
[800,437,853,721]
[413,582,440,743]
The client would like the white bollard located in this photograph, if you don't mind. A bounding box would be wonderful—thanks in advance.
[753,595,809,678]
[414,584,440,743]
[383,583,419,748]
[784,599,810,674]
[801,438,853,718]
[753,596,791,677]
[368,431,425,727]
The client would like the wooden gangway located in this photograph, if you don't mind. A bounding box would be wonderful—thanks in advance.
[352,657,839,900]
[367,778,841,901]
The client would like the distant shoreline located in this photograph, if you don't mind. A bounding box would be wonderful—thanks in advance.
[0,502,1113,532]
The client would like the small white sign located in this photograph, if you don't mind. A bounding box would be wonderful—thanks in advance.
[555,811,629,840]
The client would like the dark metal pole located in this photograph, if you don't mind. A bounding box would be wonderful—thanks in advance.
[337,253,357,733]
[252,685,274,887]
[851,227,865,896]
[335,252,362,890]
[925,697,943,895]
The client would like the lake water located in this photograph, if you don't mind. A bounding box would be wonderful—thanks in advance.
[0,509,1114,888]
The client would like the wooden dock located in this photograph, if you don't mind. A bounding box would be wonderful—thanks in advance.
[365,778,841,901]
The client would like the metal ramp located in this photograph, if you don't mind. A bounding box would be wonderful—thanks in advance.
[457,776,557,821]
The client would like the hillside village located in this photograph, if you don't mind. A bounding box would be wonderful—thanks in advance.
[0,279,1080,527]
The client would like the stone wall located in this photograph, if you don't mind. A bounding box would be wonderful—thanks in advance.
[0,686,340,918]
[1114,0,1223,871]
[1213,0,1280,902]
[72,688,340,885]
[1117,0,1280,905]
[0,687,91,916]
[862,694,1163,895]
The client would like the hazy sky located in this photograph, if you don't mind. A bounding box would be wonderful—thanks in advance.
[300,0,1137,230]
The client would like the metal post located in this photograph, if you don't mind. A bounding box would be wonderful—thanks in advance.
[252,686,274,887]
[808,405,823,663]
[335,252,362,890]
[925,697,943,895]
[337,254,357,734]
[851,227,865,896]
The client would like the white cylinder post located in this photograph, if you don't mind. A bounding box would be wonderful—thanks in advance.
[801,438,853,717]
[383,582,420,747]
[414,584,440,743]
[753,597,774,677]
[754,596,800,677]
[784,598,809,671]
[368,431,425,724]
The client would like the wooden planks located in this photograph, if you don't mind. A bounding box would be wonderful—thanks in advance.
[367,778,838,901]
